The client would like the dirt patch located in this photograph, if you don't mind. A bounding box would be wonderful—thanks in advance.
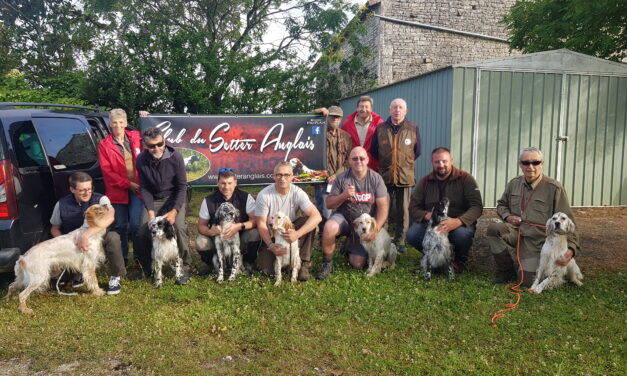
[469,207,627,273]
[0,358,136,376]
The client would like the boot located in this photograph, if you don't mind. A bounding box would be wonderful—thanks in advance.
[316,260,333,280]
[491,251,516,284]
[518,270,536,288]
[298,261,311,282]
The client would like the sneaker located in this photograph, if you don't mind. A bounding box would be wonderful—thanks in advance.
[72,275,85,288]
[107,276,121,295]
[397,245,408,254]
[316,260,333,280]
[175,268,191,285]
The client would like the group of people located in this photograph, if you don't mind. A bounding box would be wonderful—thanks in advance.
[52,99,579,295]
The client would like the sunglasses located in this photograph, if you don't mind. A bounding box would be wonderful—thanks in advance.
[520,160,542,166]
[219,168,234,173]
[146,141,165,149]
[351,156,367,161]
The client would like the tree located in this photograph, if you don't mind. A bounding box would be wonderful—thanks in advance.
[503,0,627,61]
[80,0,358,114]
[0,69,86,104]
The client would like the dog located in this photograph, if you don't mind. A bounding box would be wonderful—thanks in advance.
[288,157,315,175]
[269,212,301,285]
[421,197,454,281]
[353,213,398,277]
[183,155,200,166]
[529,212,583,293]
[213,202,242,282]
[6,205,110,314]
[148,216,183,288]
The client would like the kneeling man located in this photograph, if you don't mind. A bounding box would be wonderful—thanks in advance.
[317,147,388,280]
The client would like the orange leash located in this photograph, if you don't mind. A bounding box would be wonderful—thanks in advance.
[490,221,545,328]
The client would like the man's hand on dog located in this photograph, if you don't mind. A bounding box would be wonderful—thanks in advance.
[163,209,177,225]
[222,223,240,240]
[268,243,288,256]
[555,249,574,266]
[437,218,463,234]
[280,229,299,243]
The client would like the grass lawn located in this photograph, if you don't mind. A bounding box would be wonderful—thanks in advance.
[0,187,624,375]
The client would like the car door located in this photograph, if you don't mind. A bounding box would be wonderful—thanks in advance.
[31,114,105,199]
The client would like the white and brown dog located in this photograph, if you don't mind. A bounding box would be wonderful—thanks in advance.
[213,202,242,283]
[288,157,315,175]
[530,212,583,293]
[421,197,454,281]
[353,213,397,277]
[148,216,183,288]
[269,212,301,286]
[6,204,110,314]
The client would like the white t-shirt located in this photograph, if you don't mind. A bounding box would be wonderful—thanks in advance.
[255,184,313,221]
[198,195,256,220]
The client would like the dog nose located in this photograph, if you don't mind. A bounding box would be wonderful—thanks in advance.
[555,222,560,229]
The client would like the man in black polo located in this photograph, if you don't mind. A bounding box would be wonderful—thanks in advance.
[195,169,259,274]
[50,172,126,294]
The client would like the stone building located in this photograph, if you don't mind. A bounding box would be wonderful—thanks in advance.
[346,0,519,87]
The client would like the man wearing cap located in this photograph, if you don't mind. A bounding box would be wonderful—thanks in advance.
[195,169,259,275]
[314,106,353,228]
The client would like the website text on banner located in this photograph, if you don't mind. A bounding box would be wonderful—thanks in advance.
[139,114,327,186]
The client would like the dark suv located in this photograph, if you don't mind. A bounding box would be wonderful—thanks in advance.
[0,103,110,272]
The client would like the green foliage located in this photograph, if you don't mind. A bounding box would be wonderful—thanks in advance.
[0,70,86,105]
[503,0,627,61]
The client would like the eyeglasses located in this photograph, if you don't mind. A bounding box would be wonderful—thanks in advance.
[146,141,164,149]
[219,168,234,173]
[351,156,367,161]
[520,160,542,166]
[274,173,293,179]
[76,188,92,194]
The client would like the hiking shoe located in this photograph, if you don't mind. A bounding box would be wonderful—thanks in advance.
[298,261,311,282]
[107,276,121,295]
[316,260,333,280]
[175,268,191,285]
[397,245,408,254]
[72,275,85,288]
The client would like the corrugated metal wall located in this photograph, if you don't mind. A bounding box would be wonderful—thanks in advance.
[340,68,454,180]
[452,68,627,207]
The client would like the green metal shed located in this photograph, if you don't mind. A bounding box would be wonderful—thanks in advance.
[339,49,627,207]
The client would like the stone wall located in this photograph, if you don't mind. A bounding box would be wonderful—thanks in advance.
[349,0,519,87]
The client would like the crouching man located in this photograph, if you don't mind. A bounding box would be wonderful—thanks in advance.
[195,168,260,274]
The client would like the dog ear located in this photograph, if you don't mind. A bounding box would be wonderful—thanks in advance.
[284,217,294,231]
[368,217,376,234]
[164,221,176,240]
[545,217,554,236]
[565,216,575,233]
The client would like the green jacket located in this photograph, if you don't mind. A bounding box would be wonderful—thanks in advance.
[409,167,483,226]
[372,119,420,187]
[496,174,580,258]
[326,128,353,178]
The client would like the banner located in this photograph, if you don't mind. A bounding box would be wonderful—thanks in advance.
[139,114,327,186]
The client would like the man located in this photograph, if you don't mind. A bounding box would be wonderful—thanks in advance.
[341,96,383,171]
[406,147,483,272]
[371,98,422,254]
[314,106,353,224]
[317,147,388,280]
[135,127,191,284]
[195,169,259,274]
[256,162,322,281]
[50,172,126,295]
[487,147,579,287]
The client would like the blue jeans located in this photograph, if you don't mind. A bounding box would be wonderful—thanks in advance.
[315,184,332,220]
[112,191,144,261]
[406,222,477,266]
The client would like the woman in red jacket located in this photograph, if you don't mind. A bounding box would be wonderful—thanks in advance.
[98,108,144,264]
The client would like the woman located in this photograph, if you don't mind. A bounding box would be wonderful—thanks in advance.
[98,108,144,264]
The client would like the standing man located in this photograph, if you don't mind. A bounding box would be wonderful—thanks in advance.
[340,96,383,171]
[371,98,422,254]
[487,147,579,287]
[50,172,126,295]
[135,127,191,284]
[314,106,353,225]
[317,147,388,280]
[256,162,322,281]
[406,147,483,272]
[195,168,259,274]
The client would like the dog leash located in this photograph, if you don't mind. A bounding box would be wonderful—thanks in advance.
[55,269,78,296]
[490,221,545,328]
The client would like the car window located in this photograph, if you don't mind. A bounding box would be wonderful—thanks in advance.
[86,117,106,142]
[9,121,47,167]
[34,117,98,170]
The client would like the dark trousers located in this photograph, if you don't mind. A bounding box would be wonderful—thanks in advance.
[406,222,477,266]
[135,198,192,274]
[257,217,315,275]
[388,186,412,244]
